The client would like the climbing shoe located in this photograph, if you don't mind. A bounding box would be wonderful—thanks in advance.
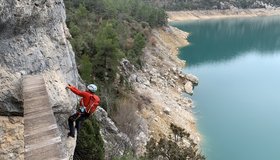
[67,132,75,138]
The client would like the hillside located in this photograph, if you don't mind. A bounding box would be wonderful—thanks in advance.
[145,0,280,10]
[167,8,280,21]
[65,0,204,159]
[0,0,204,160]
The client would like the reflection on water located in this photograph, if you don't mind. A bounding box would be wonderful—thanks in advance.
[172,16,280,160]
[173,16,280,67]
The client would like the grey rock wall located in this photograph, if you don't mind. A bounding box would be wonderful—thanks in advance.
[0,0,80,116]
[95,107,132,159]
[0,0,80,159]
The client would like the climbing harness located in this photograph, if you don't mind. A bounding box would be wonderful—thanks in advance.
[80,95,95,114]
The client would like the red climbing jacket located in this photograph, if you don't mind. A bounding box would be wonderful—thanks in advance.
[68,85,100,114]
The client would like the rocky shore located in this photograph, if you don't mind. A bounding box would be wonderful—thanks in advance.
[163,8,280,159]
[130,7,280,156]
[167,8,280,22]
[120,25,201,155]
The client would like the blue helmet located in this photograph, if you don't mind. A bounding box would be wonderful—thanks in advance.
[87,84,97,93]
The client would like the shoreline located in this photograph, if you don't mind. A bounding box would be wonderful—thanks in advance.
[131,25,202,155]
[167,8,280,22]
[167,7,280,157]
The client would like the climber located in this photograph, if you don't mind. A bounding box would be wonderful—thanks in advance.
[66,84,100,138]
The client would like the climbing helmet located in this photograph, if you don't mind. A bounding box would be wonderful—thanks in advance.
[87,84,97,93]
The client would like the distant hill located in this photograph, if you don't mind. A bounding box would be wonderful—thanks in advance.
[144,0,280,10]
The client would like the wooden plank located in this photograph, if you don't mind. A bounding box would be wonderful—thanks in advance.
[23,95,48,102]
[24,108,51,116]
[24,124,58,137]
[25,116,56,130]
[24,111,53,120]
[23,75,65,160]
[25,129,60,146]
[24,143,63,160]
[22,91,47,99]
[22,81,45,87]
[23,101,50,110]
[25,135,61,152]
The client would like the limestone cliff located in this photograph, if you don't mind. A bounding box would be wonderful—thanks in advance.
[0,0,80,116]
[0,0,80,159]
[0,1,134,159]
[120,26,201,156]
[95,108,132,159]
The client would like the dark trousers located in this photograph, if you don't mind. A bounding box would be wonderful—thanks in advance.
[68,112,89,136]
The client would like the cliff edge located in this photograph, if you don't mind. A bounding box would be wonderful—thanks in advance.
[0,0,79,159]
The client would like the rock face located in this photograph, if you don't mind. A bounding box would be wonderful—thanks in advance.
[120,26,201,156]
[0,0,80,159]
[0,116,24,160]
[184,81,194,95]
[95,107,132,159]
[0,0,80,116]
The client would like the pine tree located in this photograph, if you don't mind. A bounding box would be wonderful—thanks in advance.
[93,21,124,82]
[78,54,93,83]
[133,33,146,54]
[74,117,105,160]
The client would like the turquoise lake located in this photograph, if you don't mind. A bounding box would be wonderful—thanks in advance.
[172,16,280,160]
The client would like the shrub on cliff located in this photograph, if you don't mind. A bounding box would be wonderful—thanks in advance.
[145,138,206,160]
[145,124,206,160]
[74,117,105,160]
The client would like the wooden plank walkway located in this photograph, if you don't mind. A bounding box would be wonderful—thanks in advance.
[23,75,66,160]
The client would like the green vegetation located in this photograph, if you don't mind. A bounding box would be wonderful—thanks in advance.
[65,0,167,114]
[74,117,105,160]
[78,54,93,83]
[145,124,206,160]
[65,0,167,110]
[93,21,124,82]
[170,123,190,142]
[64,0,167,159]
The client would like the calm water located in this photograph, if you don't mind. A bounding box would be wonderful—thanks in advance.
[172,16,280,160]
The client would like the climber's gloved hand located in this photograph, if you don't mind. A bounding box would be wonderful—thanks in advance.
[66,84,72,89]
